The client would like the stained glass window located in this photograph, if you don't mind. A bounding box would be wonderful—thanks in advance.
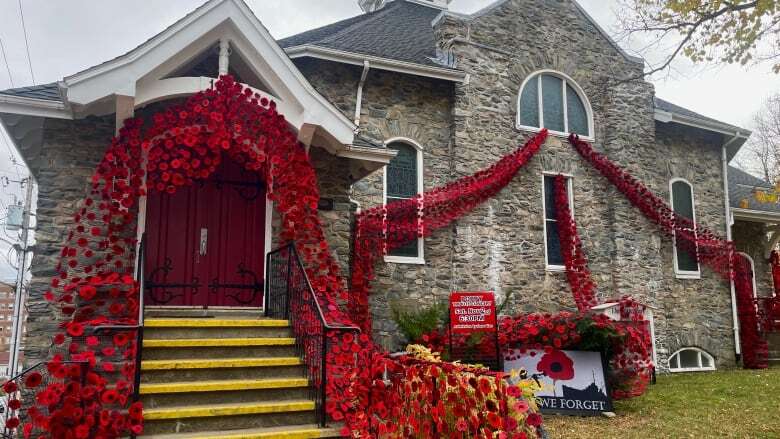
[671,180,700,273]
[518,72,591,138]
[386,142,421,259]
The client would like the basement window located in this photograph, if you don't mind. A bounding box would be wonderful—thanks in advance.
[668,347,715,372]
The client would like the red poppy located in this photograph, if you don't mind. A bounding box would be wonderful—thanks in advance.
[5,417,19,429]
[526,412,542,427]
[3,381,18,393]
[78,285,97,301]
[24,372,42,389]
[537,350,574,381]
[7,399,21,410]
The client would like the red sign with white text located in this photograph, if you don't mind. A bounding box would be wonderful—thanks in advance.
[450,292,496,334]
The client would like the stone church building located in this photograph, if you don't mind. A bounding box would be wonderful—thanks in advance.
[0,1,777,434]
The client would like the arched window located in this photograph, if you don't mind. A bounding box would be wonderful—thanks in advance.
[668,347,715,372]
[670,178,700,278]
[517,71,593,138]
[384,139,424,264]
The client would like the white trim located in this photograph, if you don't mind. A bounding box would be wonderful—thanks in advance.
[264,197,273,281]
[284,45,467,83]
[736,252,758,299]
[337,144,397,164]
[541,172,574,271]
[731,207,780,223]
[383,137,425,265]
[516,70,595,141]
[654,109,751,140]
[0,94,72,119]
[670,177,701,279]
[668,347,716,373]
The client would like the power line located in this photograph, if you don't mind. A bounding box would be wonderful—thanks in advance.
[0,37,13,88]
[17,0,35,85]
[0,132,22,179]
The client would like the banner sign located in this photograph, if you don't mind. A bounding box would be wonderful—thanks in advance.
[449,292,496,334]
[504,349,613,416]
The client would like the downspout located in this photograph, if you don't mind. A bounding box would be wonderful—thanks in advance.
[354,60,370,126]
[722,134,742,357]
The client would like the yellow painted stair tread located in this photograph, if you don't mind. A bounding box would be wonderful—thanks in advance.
[143,400,315,420]
[139,424,341,439]
[143,338,296,348]
[145,319,289,328]
[140,378,309,394]
[141,357,302,370]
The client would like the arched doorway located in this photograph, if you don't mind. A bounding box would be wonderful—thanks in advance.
[143,155,267,308]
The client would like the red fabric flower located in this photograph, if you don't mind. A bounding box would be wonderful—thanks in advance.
[3,381,18,393]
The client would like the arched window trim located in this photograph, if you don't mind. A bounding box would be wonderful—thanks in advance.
[668,347,716,373]
[670,177,701,279]
[383,137,425,265]
[516,69,595,140]
[736,252,758,298]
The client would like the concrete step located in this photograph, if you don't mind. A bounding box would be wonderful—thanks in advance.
[142,338,298,360]
[144,309,267,319]
[140,378,311,408]
[142,400,317,435]
[139,424,341,439]
[144,319,292,340]
[141,357,306,383]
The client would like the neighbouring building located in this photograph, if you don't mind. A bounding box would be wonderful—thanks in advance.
[0,0,776,436]
[0,280,24,373]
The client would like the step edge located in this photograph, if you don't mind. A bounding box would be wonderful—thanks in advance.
[143,338,296,348]
[139,426,341,439]
[141,357,303,370]
[140,378,310,394]
[143,400,316,420]
[145,319,290,328]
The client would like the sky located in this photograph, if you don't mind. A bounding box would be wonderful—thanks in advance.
[0,0,778,280]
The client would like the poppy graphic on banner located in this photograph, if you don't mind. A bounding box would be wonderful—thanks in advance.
[449,292,496,334]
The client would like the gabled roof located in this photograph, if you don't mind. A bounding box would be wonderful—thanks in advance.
[728,165,780,214]
[654,97,745,135]
[280,0,449,70]
[0,83,62,102]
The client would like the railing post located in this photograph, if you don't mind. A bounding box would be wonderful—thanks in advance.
[320,330,327,427]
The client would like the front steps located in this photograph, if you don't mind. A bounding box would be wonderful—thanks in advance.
[768,331,780,366]
[139,315,340,438]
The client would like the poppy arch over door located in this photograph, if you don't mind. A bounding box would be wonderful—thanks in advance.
[37,75,351,437]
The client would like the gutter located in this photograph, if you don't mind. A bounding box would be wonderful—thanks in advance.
[284,45,467,83]
[722,136,741,357]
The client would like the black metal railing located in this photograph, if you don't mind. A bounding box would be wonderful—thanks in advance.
[265,243,360,427]
[1,361,88,438]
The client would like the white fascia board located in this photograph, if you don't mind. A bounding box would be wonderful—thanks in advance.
[337,145,398,164]
[654,110,751,139]
[285,45,467,83]
[0,95,72,119]
[731,208,780,223]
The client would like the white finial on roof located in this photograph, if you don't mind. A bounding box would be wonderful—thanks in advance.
[358,0,386,12]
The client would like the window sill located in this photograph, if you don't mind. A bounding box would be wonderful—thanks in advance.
[546,265,567,272]
[384,256,426,265]
[674,271,701,280]
[669,367,715,373]
[517,125,594,143]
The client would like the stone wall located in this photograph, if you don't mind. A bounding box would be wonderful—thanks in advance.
[733,220,774,297]
[23,116,114,366]
[293,0,740,368]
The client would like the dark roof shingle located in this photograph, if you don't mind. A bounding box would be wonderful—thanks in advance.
[728,165,780,213]
[0,83,61,101]
[279,0,451,69]
[654,97,743,132]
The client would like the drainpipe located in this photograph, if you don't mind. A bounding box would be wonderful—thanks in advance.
[354,61,370,126]
[722,134,742,357]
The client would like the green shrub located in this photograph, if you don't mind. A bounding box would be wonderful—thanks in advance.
[390,300,447,344]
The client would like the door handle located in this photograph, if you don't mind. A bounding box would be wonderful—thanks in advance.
[199,228,208,256]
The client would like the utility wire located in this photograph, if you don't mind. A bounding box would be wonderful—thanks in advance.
[17,0,35,85]
[0,132,22,179]
[0,37,13,88]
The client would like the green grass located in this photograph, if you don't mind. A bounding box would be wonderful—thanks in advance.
[543,367,780,439]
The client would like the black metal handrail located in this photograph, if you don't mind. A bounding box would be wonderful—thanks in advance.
[265,243,360,427]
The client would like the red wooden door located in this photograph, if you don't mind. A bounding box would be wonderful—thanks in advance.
[144,157,266,308]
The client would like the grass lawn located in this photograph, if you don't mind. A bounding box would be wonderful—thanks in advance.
[542,367,780,439]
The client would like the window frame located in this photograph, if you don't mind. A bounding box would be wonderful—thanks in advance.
[383,137,425,265]
[736,252,758,298]
[516,70,595,141]
[669,178,701,279]
[668,347,716,373]
[541,172,575,272]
